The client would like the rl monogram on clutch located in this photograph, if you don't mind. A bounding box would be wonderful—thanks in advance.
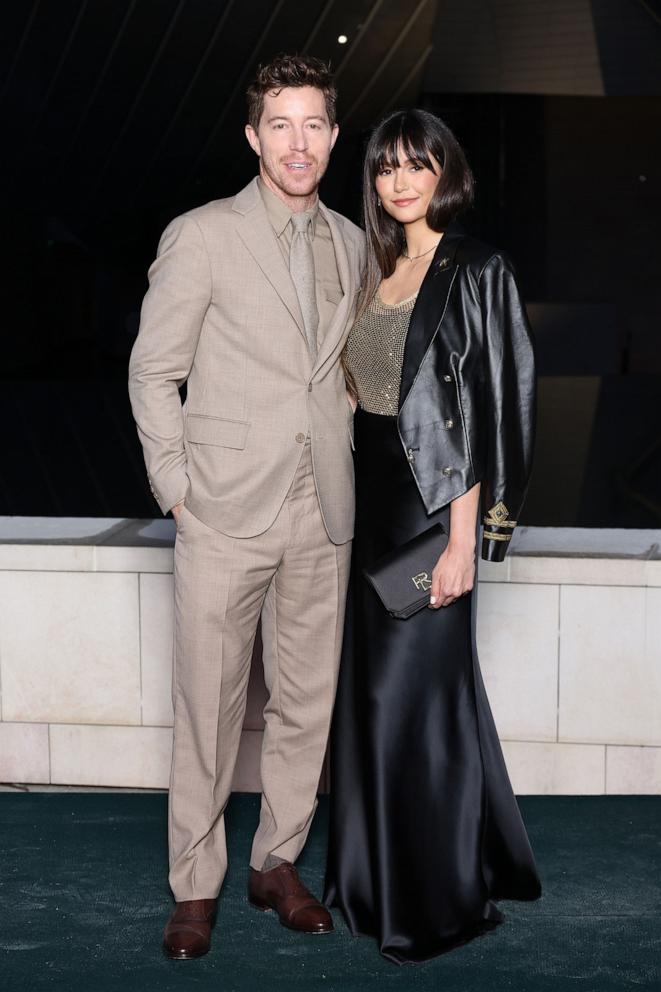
[363,523,447,619]
[412,572,432,591]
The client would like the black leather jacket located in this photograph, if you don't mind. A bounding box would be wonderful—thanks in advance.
[397,223,536,562]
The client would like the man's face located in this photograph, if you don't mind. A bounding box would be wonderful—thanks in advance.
[245,86,339,204]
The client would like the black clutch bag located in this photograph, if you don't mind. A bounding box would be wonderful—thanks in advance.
[362,523,448,619]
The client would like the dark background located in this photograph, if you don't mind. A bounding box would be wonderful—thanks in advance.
[1,0,660,525]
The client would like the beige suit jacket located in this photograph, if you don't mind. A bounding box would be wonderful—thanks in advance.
[128,177,365,545]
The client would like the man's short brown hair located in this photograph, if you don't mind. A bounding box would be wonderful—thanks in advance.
[246,53,337,130]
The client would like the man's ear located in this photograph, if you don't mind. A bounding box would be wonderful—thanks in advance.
[330,123,339,152]
[245,124,261,157]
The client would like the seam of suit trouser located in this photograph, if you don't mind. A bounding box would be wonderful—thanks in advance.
[208,539,266,878]
[169,526,189,885]
[272,539,344,864]
[255,474,293,866]
[258,500,291,795]
[167,629,177,871]
[195,531,231,898]
[315,542,344,793]
[169,513,236,898]
[252,502,349,868]
[267,566,284,736]
[258,569,283,871]
[252,446,319,868]
[213,579,265,815]
[264,430,306,758]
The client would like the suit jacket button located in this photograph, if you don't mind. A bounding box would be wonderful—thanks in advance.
[308,383,312,392]
[295,432,306,443]
[443,374,452,383]
[445,419,454,429]
[442,466,453,476]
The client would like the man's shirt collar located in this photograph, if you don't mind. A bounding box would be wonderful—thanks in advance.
[258,177,319,238]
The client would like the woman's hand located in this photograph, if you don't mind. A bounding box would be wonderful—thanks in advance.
[429,540,476,609]
[428,482,481,608]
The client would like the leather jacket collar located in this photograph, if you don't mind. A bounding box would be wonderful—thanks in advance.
[399,221,467,409]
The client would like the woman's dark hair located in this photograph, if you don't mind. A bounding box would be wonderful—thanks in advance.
[359,108,474,317]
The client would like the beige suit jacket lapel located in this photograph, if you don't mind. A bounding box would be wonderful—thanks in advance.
[233,178,306,340]
[313,201,355,375]
[233,179,356,367]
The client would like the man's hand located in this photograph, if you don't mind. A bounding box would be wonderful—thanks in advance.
[171,501,185,526]
[429,541,475,609]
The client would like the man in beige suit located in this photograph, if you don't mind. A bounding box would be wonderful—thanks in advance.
[128,55,364,958]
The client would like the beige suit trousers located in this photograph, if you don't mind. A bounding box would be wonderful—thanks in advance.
[168,442,351,900]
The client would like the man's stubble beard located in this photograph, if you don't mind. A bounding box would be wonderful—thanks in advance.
[264,157,328,201]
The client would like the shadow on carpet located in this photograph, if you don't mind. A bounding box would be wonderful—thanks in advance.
[1,793,660,992]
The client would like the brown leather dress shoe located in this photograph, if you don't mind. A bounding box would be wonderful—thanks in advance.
[248,862,333,934]
[162,898,216,959]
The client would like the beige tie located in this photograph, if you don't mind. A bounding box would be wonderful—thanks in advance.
[289,211,319,360]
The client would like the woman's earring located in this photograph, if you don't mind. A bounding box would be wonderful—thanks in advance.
[377,198,381,207]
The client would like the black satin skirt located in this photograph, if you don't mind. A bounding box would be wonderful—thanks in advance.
[324,409,541,964]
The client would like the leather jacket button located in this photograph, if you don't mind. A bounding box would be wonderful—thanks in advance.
[443,374,452,382]
[406,448,415,463]
[442,466,453,476]
[445,419,454,429]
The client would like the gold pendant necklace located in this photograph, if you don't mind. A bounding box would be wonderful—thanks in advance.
[402,241,441,261]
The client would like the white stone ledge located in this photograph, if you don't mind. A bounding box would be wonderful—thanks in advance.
[0,544,174,573]
[0,724,263,792]
[3,718,660,796]
[0,520,659,794]
[49,724,173,789]
[501,741,606,795]
[0,722,50,783]
[1,520,660,585]
[510,526,661,559]
[0,518,174,572]
[606,745,661,794]
[508,557,650,586]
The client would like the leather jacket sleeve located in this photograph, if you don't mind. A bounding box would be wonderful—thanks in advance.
[479,253,536,562]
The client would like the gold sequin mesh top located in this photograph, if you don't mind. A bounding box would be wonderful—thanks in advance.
[344,291,418,416]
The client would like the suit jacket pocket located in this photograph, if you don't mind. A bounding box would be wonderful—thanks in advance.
[185,414,250,448]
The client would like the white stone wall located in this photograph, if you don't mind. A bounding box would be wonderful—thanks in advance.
[1,519,660,794]
[478,550,661,794]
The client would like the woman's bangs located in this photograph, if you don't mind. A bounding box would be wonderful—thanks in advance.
[371,126,402,176]
[398,130,438,173]
[371,116,439,176]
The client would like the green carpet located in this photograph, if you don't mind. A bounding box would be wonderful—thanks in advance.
[1,794,660,991]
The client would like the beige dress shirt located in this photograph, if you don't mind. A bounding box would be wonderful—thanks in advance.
[258,178,343,346]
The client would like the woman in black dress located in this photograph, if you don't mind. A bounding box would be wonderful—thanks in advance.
[324,109,541,964]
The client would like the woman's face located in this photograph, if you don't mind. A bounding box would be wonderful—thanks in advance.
[374,142,441,225]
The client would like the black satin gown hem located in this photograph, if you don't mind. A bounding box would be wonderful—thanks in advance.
[327,899,504,966]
